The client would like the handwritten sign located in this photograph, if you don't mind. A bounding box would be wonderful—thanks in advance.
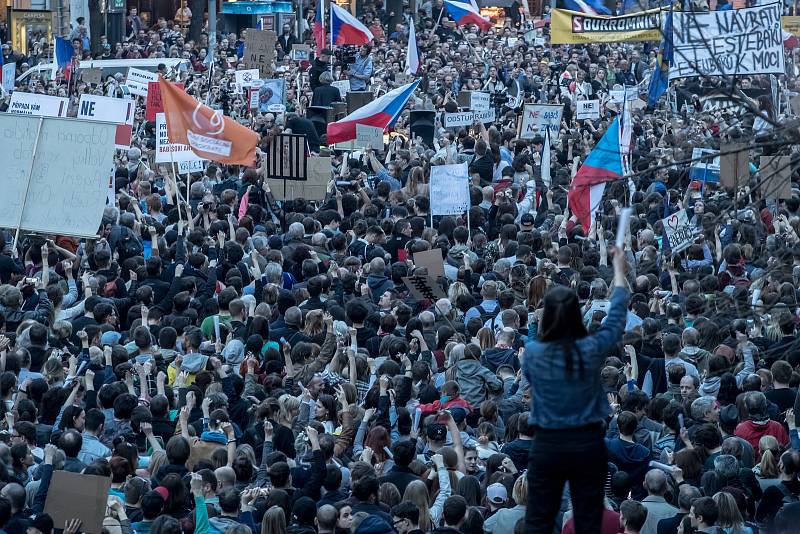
[470,92,491,111]
[244,29,277,77]
[332,80,350,99]
[355,124,384,150]
[8,93,69,117]
[125,67,159,97]
[519,104,562,140]
[671,4,785,80]
[576,99,600,119]
[155,112,205,172]
[663,210,694,253]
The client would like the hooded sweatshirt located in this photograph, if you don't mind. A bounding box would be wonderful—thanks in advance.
[366,273,394,304]
[353,516,393,534]
[482,346,519,372]
[605,437,650,499]
[455,358,504,407]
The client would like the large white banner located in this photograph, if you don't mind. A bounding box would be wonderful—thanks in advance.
[0,115,117,237]
[443,109,496,128]
[430,163,470,216]
[8,93,69,117]
[155,113,205,172]
[519,104,563,140]
[671,3,785,79]
[77,94,134,149]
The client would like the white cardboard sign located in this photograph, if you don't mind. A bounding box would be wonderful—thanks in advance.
[430,163,470,216]
[443,109,496,128]
[125,68,159,97]
[355,124,384,149]
[470,92,490,111]
[519,104,562,140]
[234,69,262,88]
[662,210,694,253]
[77,94,135,149]
[576,99,600,120]
[8,93,69,117]
[155,112,205,169]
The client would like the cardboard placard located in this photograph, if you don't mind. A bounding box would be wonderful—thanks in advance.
[145,81,183,122]
[662,210,694,253]
[760,155,792,200]
[430,163,470,216]
[403,275,446,301]
[125,67,159,97]
[244,29,278,77]
[331,80,350,99]
[443,109,496,128]
[576,99,600,120]
[44,470,112,534]
[266,156,331,200]
[720,142,749,190]
[394,73,411,85]
[8,93,69,117]
[413,248,445,279]
[470,92,491,111]
[291,44,311,60]
[234,68,261,88]
[82,68,102,86]
[519,104,562,140]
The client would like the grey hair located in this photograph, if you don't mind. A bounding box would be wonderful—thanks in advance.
[690,396,717,421]
[678,484,701,511]
[644,469,668,495]
[713,454,739,479]
[287,222,304,239]
[264,262,283,284]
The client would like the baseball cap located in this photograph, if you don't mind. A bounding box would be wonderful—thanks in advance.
[447,406,467,425]
[487,483,508,504]
[426,423,447,442]
[520,213,535,228]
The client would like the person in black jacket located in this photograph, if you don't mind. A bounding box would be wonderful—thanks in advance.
[309,49,333,91]
[312,71,343,108]
[379,440,420,496]
[285,113,322,153]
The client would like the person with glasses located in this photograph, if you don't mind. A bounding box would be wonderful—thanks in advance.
[391,501,422,534]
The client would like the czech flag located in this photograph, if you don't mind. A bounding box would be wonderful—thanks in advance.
[55,37,74,69]
[331,3,374,46]
[327,79,420,144]
[313,0,326,53]
[443,0,492,32]
[647,7,673,108]
[405,22,420,75]
[567,118,623,231]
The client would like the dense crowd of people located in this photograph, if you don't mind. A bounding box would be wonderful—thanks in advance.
[1,1,800,534]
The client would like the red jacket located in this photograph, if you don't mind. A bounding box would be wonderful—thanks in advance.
[735,420,789,459]
[418,397,473,417]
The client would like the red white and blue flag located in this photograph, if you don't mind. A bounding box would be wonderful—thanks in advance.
[405,22,420,75]
[567,118,624,231]
[327,80,420,144]
[330,3,374,46]
[443,0,492,32]
[313,0,326,52]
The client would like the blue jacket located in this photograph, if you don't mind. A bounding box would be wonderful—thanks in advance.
[523,286,629,429]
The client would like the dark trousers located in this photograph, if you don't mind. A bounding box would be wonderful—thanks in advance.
[525,423,608,534]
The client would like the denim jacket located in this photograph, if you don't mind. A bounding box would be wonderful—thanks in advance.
[523,286,630,429]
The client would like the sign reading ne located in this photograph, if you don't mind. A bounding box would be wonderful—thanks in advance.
[8,93,69,117]
[0,115,117,238]
[662,210,694,253]
[430,163,470,216]
[671,4,785,79]
[77,94,135,149]
[443,109,496,128]
[576,99,600,119]
[519,104,563,140]
[244,29,277,77]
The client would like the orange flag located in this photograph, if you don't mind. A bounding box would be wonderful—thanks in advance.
[159,78,259,167]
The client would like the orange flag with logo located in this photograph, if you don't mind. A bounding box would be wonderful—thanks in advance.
[159,78,259,167]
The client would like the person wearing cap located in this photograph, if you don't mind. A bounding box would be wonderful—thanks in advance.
[485,476,528,534]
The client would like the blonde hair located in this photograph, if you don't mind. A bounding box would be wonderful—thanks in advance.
[403,480,432,531]
[476,328,495,350]
[758,435,780,478]
[447,282,470,304]
[236,444,257,467]
[512,474,528,506]
[278,394,300,426]
[303,310,324,337]
[43,357,64,386]
[260,506,286,534]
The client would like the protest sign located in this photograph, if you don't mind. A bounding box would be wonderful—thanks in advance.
[551,8,661,44]
[332,80,350,99]
[782,15,800,35]
[0,115,117,238]
[671,4,784,80]
[519,104,563,140]
[355,124,384,150]
[403,275,446,301]
[2,62,15,92]
[662,210,694,253]
[470,92,491,111]
[8,93,69,117]
[45,470,112,534]
[77,94,135,149]
[249,87,260,109]
[125,68,159,97]
[720,142,749,190]
[244,29,277,77]
[760,155,792,199]
[155,113,205,171]
[689,148,720,183]
[234,68,261,88]
[576,99,600,119]
[266,134,307,181]
[430,163,470,216]
[394,73,411,85]
[291,44,311,60]
[145,81,183,121]
[609,86,640,103]
[82,68,102,86]
[443,109,496,128]
[413,248,445,279]
[266,156,330,200]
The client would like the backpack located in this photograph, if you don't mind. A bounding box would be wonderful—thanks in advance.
[117,227,143,260]
[475,304,500,328]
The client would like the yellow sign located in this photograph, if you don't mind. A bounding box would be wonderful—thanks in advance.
[782,16,800,36]
[551,8,662,44]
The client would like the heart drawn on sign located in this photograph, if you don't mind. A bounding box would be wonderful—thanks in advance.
[666,214,680,231]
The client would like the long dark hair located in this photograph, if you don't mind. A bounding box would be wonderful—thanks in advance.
[539,285,589,378]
